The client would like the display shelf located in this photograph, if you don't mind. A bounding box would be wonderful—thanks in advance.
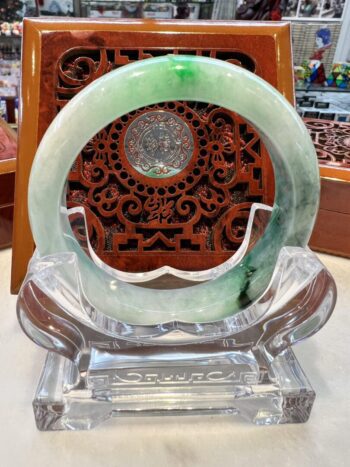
[296,84,350,92]
[282,17,343,22]
[0,34,21,40]
[296,87,350,121]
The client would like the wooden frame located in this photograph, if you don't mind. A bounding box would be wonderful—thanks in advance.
[11,18,294,293]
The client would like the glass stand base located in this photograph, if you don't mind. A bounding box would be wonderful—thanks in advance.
[33,347,315,431]
[19,239,335,431]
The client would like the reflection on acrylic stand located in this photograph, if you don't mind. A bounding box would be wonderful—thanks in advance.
[17,204,336,430]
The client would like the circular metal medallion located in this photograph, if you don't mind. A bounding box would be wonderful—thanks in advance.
[124,110,194,178]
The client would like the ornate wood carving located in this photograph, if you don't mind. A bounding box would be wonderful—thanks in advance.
[11,20,295,291]
[306,119,350,258]
[57,47,271,272]
[304,119,350,169]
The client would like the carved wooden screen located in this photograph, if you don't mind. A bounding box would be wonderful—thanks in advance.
[12,20,294,290]
[60,48,273,272]
[304,119,350,169]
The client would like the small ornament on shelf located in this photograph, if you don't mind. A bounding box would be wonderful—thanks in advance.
[0,22,23,36]
[11,21,22,36]
[0,22,12,37]
[295,27,335,86]
[326,63,350,88]
[310,28,332,61]
[294,63,311,85]
[308,59,327,84]
[308,27,331,85]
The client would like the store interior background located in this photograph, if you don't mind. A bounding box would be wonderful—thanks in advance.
[1,0,350,132]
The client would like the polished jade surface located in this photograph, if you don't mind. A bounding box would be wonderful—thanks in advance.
[28,55,320,325]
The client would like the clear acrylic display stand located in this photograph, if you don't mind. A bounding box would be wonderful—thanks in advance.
[17,204,336,430]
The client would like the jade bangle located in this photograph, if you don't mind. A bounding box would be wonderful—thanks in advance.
[28,55,319,325]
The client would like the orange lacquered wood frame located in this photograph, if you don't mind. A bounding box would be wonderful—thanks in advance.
[319,167,350,182]
[11,18,294,293]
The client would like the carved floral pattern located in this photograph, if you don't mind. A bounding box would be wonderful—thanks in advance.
[56,47,270,271]
[304,119,350,168]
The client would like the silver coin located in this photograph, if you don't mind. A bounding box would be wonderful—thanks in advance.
[124,110,194,178]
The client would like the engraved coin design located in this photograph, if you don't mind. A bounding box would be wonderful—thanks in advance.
[124,111,194,178]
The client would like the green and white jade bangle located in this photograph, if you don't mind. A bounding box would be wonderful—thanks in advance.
[28,55,319,325]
